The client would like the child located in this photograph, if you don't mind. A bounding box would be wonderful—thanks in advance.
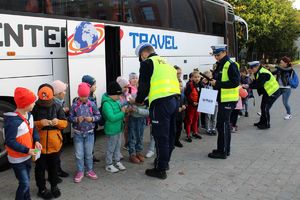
[230,86,248,132]
[240,67,251,117]
[101,81,127,173]
[127,97,149,164]
[51,80,69,178]
[128,72,138,95]
[32,84,68,199]
[69,82,101,183]
[4,87,42,200]
[82,75,99,162]
[202,71,218,136]
[184,71,202,142]
[175,79,186,147]
[116,76,130,151]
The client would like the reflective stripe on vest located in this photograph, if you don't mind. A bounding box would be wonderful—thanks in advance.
[148,56,180,105]
[221,60,239,102]
[256,67,279,96]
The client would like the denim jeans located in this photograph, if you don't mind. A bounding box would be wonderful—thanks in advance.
[106,133,122,165]
[280,88,291,115]
[11,158,31,200]
[128,117,146,156]
[73,132,94,172]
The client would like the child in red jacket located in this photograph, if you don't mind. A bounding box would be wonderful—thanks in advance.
[184,71,203,142]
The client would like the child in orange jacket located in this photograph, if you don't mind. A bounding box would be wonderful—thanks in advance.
[32,84,68,199]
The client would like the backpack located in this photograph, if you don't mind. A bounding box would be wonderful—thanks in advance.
[289,69,299,89]
[98,101,107,126]
[72,97,93,115]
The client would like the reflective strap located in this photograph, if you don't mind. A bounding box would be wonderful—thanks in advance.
[221,87,239,102]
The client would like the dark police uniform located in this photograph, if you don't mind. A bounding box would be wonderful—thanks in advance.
[135,48,180,179]
[249,62,280,129]
[209,54,240,159]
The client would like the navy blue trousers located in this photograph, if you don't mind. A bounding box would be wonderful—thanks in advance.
[150,96,178,171]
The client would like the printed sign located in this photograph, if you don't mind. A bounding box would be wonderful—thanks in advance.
[197,88,218,114]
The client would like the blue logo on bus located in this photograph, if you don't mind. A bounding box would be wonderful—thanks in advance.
[129,32,178,50]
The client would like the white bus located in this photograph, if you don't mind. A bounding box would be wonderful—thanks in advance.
[0,0,248,169]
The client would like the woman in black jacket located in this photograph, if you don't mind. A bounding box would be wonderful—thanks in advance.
[273,56,293,120]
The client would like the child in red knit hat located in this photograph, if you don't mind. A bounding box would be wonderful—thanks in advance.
[4,87,42,200]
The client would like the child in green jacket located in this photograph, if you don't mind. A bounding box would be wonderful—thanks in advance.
[101,82,128,173]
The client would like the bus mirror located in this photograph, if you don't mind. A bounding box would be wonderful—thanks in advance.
[234,15,248,41]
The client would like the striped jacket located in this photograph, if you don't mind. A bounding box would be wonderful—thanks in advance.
[4,112,39,164]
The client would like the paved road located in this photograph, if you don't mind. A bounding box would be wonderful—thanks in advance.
[1,69,300,200]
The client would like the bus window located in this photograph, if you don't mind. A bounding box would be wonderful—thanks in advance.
[226,23,236,57]
[124,0,170,28]
[203,0,225,36]
[0,0,53,14]
[170,0,199,33]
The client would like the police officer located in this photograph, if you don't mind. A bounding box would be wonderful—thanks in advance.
[134,43,180,179]
[245,61,280,129]
[208,45,240,159]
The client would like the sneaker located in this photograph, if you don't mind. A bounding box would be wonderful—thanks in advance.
[257,112,261,116]
[136,153,145,162]
[245,112,249,117]
[174,140,183,148]
[145,168,167,180]
[185,136,192,143]
[145,151,155,158]
[129,155,140,164]
[122,145,129,151]
[211,130,217,136]
[74,172,84,183]
[51,186,61,198]
[57,169,69,178]
[105,165,119,173]
[284,114,292,120]
[192,133,202,139]
[86,170,98,180]
[231,126,238,133]
[37,188,53,199]
[115,162,126,171]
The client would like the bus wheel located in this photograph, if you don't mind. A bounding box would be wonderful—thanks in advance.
[0,101,15,171]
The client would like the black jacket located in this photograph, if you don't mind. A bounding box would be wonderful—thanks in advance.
[212,56,240,103]
[273,66,293,87]
[135,53,156,104]
[249,66,271,96]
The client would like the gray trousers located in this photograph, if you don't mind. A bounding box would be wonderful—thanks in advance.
[106,133,122,165]
[205,104,218,131]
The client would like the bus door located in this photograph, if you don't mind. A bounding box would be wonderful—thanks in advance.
[105,26,121,89]
[67,20,106,106]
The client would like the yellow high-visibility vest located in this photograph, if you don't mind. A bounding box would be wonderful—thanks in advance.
[148,56,180,105]
[220,60,239,102]
[256,67,279,96]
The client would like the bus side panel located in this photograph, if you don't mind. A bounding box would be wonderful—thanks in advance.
[0,59,52,79]
[67,20,106,106]
[120,25,223,76]
[52,58,69,104]
[0,76,54,97]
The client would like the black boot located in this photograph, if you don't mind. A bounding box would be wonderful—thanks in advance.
[245,112,249,117]
[51,186,61,198]
[175,140,183,148]
[145,168,167,180]
[37,188,53,199]
[208,151,227,159]
[254,122,263,126]
[57,168,69,178]
[212,149,230,156]
[257,124,270,129]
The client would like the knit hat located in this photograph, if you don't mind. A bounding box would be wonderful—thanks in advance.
[129,73,138,80]
[107,81,122,95]
[82,75,96,86]
[52,80,68,95]
[38,84,54,100]
[78,82,90,97]
[14,87,36,109]
[116,76,129,89]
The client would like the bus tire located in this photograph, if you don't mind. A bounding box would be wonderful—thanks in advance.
[0,100,15,171]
